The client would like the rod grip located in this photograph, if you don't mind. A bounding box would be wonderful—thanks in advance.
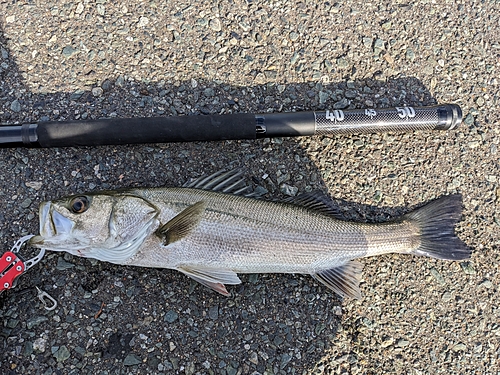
[35,113,257,147]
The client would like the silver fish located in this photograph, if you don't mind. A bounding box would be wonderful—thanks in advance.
[29,170,470,298]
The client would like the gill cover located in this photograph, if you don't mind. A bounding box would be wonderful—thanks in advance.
[34,192,160,264]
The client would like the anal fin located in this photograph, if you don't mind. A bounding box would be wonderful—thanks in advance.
[178,266,242,296]
[190,278,231,296]
[311,260,363,299]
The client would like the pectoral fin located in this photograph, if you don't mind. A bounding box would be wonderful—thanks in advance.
[178,266,242,296]
[156,201,207,245]
[311,260,363,299]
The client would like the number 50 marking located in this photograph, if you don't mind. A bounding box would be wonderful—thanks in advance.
[396,106,416,119]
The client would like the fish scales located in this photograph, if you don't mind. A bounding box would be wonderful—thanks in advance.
[30,170,471,299]
[131,188,410,272]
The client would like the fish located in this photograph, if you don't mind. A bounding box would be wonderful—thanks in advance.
[29,170,470,299]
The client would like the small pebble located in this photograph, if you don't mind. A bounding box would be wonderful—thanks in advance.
[33,338,47,352]
[396,339,410,348]
[430,267,446,285]
[92,87,104,97]
[280,183,298,196]
[479,280,493,289]
[289,31,299,41]
[208,306,219,320]
[442,292,452,302]
[336,57,349,68]
[209,18,222,32]
[56,257,75,270]
[53,346,70,362]
[10,99,21,112]
[460,262,476,275]
[452,343,467,352]
[381,338,394,348]
[25,181,43,190]
[20,198,32,208]
[27,316,48,329]
[164,310,179,323]
[138,16,149,27]
[123,353,142,366]
[62,46,78,58]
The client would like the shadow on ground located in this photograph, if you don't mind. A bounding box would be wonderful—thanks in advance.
[1,22,440,374]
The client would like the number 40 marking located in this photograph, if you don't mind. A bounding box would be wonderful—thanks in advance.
[325,109,345,122]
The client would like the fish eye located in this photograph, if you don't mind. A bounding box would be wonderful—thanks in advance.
[69,196,90,214]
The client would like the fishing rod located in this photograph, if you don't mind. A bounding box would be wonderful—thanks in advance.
[0,104,461,148]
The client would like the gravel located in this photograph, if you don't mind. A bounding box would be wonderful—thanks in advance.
[1,0,499,374]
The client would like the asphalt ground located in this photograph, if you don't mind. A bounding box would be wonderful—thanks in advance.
[1,1,499,374]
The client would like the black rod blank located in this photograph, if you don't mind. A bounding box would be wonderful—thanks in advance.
[0,104,461,148]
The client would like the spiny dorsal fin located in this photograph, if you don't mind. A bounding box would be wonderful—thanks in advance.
[284,191,343,219]
[178,266,242,296]
[183,169,250,195]
[156,201,207,245]
[311,260,363,299]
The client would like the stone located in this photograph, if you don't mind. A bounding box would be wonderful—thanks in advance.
[62,46,78,58]
[10,100,21,112]
[123,353,142,365]
[54,346,71,362]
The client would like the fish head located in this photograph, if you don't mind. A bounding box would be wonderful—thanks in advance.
[30,192,159,263]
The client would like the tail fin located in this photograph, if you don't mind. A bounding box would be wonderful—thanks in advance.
[403,194,471,261]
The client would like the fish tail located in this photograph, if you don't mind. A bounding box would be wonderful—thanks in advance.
[403,194,471,261]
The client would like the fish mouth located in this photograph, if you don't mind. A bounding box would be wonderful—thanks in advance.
[29,202,54,247]
[37,201,75,240]
[31,202,80,253]
[39,202,53,238]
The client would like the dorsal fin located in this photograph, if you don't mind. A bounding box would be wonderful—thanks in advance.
[283,191,343,219]
[183,169,251,196]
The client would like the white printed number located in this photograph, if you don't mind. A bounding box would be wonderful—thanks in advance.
[365,109,377,118]
[325,109,345,122]
[396,106,416,119]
